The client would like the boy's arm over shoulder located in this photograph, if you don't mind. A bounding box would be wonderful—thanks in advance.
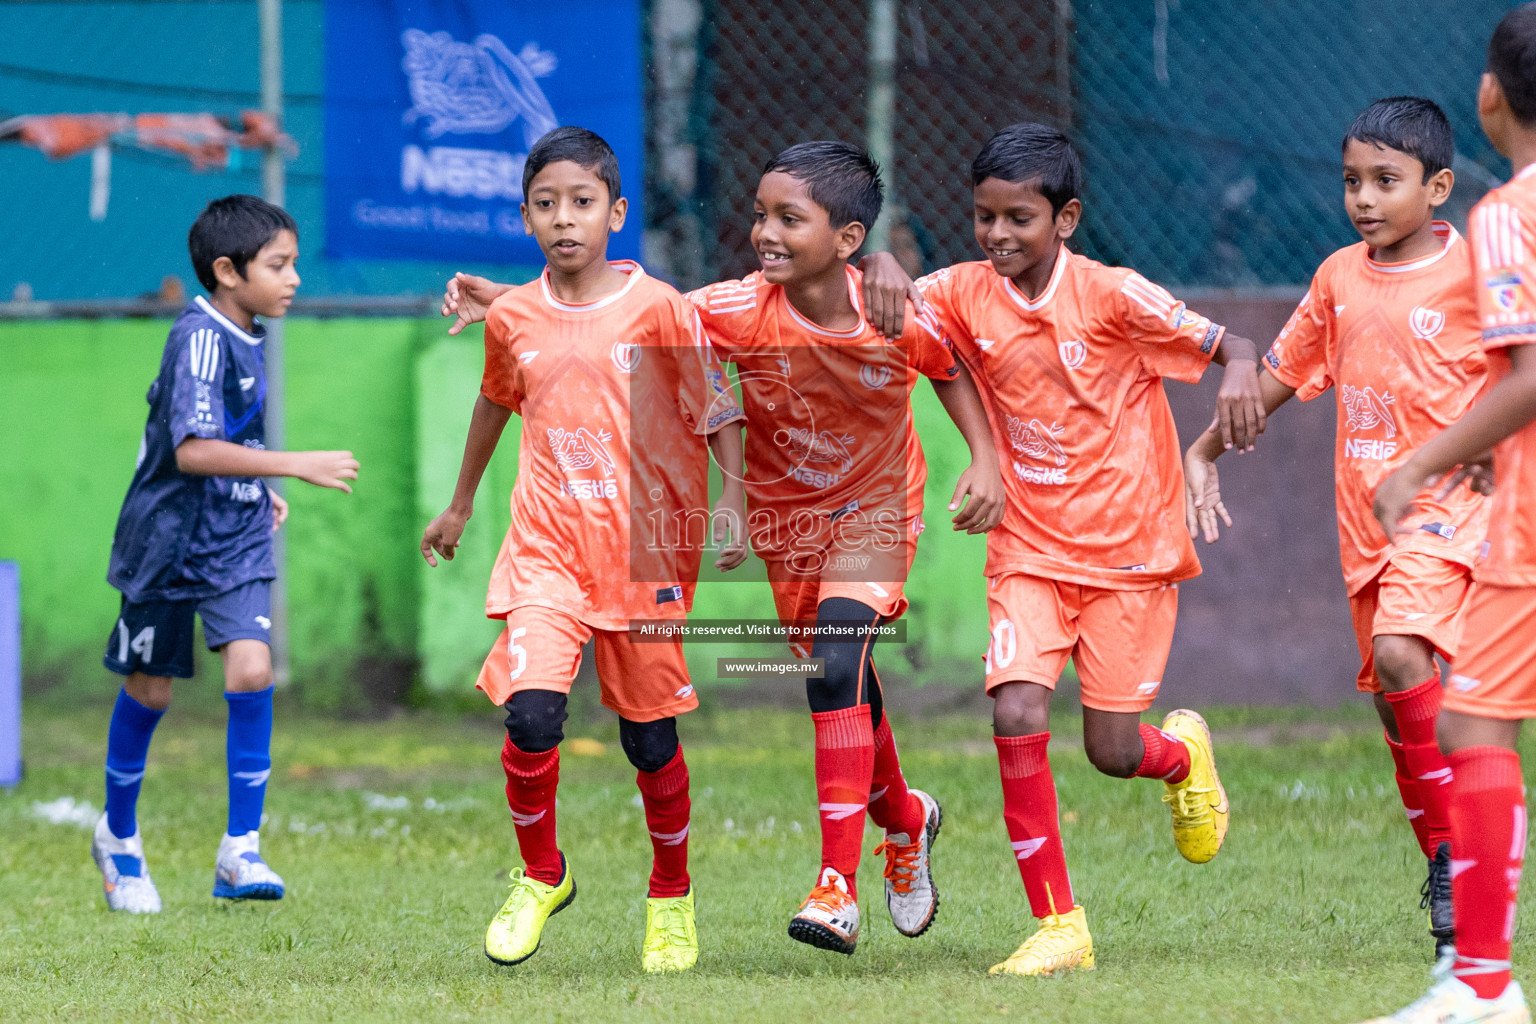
[684,274,764,356]
[666,296,746,435]
[897,300,962,381]
[912,263,980,350]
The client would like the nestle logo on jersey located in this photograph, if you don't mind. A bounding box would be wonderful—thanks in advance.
[1344,438,1397,460]
[229,482,263,501]
[791,466,841,488]
[1013,461,1067,485]
[561,479,617,500]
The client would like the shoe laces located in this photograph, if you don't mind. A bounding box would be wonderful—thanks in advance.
[646,900,694,950]
[874,836,921,895]
[1420,852,1452,911]
[802,879,855,915]
[496,869,542,919]
[1161,782,1214,828]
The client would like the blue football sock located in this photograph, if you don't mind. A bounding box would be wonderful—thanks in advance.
[104,689,166,840]
[224,686,274,837]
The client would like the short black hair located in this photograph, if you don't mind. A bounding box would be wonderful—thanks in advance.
[1342,97,1455,181]
[970,123,1081,216]
[1489,3,1536,127]
[187,194,297,293]
[522,126,622,202]
[762,141,884,230]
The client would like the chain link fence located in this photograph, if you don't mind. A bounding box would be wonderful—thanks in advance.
[646,0,1517,291]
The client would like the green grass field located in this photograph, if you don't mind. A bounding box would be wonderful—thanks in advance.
[2,699,1531,1023]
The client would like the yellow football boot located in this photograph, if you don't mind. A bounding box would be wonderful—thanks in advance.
[642,889,699,973]
[989,905,1095,976]
[1160,709,1229,863]
[484,861,576,965]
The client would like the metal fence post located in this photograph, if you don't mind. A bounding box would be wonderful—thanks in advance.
[260,0,291,688]
[864,0,898,255]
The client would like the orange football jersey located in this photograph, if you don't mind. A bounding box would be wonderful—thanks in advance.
[686,266,959,561]
[479,262,744,629]
[1265,222,1489,594]
[916,251,1221,589]
[1469,166,1536,586]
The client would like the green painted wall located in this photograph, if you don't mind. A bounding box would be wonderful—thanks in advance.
[1,318,995,706]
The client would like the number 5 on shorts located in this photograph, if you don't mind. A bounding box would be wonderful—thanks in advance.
[507,627,528,681]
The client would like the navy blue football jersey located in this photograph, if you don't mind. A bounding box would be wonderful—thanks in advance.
[108,297,277,602]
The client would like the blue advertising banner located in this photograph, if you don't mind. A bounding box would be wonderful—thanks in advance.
[324,0,643,264]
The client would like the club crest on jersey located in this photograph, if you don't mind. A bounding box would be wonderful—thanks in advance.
[1058,339,1086,369]
[548,426,616,476]
[1489,271,1523,312]
[859,363,894,390]
[611,341,642,373]
[1409,306,1445,341]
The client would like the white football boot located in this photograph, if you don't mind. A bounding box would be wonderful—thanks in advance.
[213,830,285,900]
[91,813,162,913]
[1354,973,1529,1024]
[875,788,941,937]
[788,867,861,954]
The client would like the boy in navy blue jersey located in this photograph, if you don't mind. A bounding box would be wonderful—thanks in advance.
[93,194,359,913]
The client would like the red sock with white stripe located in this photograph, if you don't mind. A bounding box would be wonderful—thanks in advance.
[996,732,1074,918]
[636,747,691,898]
[812,706,876,898]
[501,736,563,886]
[1132,723,1190,784]
[867,715,925,837]
[1385,677,1454,850]
[1385,733,1432,857]
[1448,746,1525,1000]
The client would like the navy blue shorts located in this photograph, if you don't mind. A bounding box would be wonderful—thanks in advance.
[103,580,272,679]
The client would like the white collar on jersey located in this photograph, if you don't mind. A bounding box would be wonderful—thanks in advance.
[1002,247,1069,312]
[539,260,646,312]
[781,265,868,338]
[194,295,263,345]
[1365,221,1460,275]
[1515,162,1536,182]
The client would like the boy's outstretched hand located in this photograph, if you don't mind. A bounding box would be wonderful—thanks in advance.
[858,252,925,338]
[441,272,509,336]
[949,462,1005,533]
[270,491,289,533]
[1184,449,1232,543]
[711,488,748,571]
[292,451,359,493]
[421,506,470,567]
[1214,337,1266,452]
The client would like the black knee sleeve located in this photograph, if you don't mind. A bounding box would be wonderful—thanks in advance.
[503,689,569,753]
[807,598,883,714]
[619,716,680,773]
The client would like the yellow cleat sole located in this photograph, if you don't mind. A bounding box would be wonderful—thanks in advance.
[1163,709,1229,864]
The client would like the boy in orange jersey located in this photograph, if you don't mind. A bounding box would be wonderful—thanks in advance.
[420,127,746,974]
[1185,97,1489,961]
[441,141,1004,956]
[1360,7,1536,1022]
[684,141,1002,955]
[867,121,1265,976]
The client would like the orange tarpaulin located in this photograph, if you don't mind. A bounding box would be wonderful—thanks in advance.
[0,111,292,168]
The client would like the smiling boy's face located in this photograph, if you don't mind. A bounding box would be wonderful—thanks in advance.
[971,176,1079,284]
[751,171,863,285]
[1341,138,1449,252]
[521,159,627,274]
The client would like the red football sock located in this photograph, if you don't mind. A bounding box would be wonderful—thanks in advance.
[1132,723,1191,784]
[1449,746,1525,1000]
[636,746,691,898]
[867,715,925,837]
[1385,677,1454,850]
[996,732,1074,918]
[1385,733,1432,857]
[812,706,876,897]
[501,736,563,886]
